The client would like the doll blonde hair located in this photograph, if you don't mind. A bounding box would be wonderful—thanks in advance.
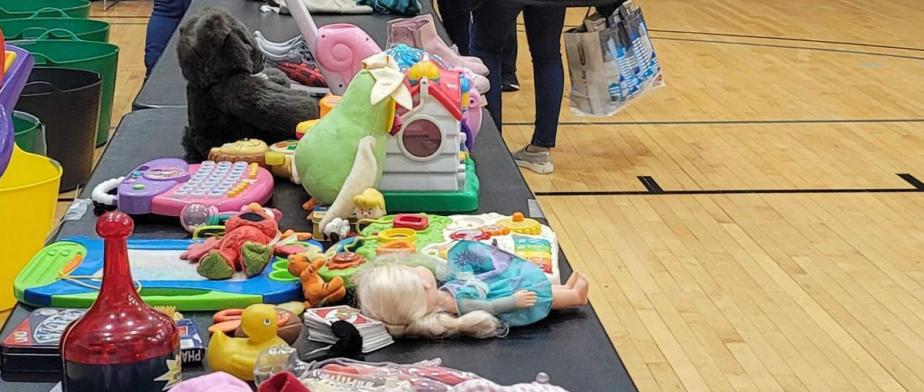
[354,256,503,339]
[352,188,385,211]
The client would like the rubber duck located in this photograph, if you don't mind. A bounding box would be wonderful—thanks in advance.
[206,304,288,381]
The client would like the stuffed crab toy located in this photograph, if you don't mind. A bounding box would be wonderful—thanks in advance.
[294,53,411,238]
[181,203,310,279]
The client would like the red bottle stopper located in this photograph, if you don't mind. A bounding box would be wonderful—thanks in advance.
[60,211,182,391]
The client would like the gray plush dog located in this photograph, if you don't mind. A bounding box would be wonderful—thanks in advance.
[178,7,319,160]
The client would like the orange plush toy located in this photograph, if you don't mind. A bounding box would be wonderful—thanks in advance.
[287,249,346,308]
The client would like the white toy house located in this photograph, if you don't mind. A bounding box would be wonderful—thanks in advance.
[380,69,468,192]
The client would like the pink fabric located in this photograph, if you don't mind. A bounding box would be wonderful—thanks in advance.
[171,372,252,392]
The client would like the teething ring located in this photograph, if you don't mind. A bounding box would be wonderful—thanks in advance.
[378,228,416,242]
[328,252,365,270]
[376,240,416,255]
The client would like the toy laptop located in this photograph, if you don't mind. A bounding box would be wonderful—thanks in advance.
[0,308,85,376]
[91,158,274,216]
[14,238,318,311]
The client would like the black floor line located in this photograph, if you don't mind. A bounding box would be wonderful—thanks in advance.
[505,118,924,127]
[898,173,924,190]
[651,36,924,61]
[648,29,924,53]
[535,174,924,197]
[554,24,924,53]
[637,176,663,193]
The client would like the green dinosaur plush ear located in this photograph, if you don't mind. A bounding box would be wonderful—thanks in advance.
[294,71,395,205]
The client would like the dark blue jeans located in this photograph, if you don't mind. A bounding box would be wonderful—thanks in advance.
[472,3,565,147]
[145,0,191,74]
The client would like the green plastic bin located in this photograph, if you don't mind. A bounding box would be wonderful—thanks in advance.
[0,12,109,42]
[0,1,90,20]
[12,30,119,146]
[12,111,45,155]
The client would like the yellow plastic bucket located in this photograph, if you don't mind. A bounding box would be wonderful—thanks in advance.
[0,144,61,309]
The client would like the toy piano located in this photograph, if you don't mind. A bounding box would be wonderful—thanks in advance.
[13,238,319,311]
[92,158,274,216]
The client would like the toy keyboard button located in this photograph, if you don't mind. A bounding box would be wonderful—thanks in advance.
[233,161,248,168]
[133,184,145,190]
[131,171,142,178]
[217,161,231,167]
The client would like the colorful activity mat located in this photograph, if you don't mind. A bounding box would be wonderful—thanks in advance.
[14,238,319,311]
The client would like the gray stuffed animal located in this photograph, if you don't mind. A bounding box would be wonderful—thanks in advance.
[177,7,319,161]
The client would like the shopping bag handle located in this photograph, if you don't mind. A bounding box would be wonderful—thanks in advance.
[28,7,70,18]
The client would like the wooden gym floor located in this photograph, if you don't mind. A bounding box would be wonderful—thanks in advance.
[12,0,924,390]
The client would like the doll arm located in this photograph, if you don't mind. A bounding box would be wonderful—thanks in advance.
[456,297,517,316]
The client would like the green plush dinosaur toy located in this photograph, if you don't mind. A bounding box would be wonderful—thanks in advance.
[294,54,411,235]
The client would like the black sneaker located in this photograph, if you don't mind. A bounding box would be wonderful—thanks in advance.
[501,73,520,92]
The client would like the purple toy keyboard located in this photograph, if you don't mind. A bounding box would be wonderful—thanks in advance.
[113,158,274,216]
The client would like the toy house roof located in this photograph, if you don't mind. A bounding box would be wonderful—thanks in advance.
[408,69,463,121]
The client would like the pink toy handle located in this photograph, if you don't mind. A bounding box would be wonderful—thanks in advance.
[285,0,382,94]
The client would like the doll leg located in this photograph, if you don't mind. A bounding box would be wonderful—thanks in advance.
[551,274,589,309]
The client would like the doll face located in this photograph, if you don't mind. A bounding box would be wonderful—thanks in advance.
[354,206,385,220]
[413,266,442,310]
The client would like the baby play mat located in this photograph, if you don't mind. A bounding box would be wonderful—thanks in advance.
[14,238,319,311]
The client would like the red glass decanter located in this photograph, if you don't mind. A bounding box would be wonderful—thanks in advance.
[60,211,181,391]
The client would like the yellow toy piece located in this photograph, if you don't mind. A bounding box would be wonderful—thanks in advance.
[319,94,341,118]
[408,60,440,83]
[296,119,319,138]
[208,139,269,164]
[497,212,542,235]
[206,304,288,381]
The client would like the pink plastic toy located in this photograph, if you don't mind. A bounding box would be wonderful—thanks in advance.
[91,158,274,217]
[286,0,382,94]
[171,372,251,392]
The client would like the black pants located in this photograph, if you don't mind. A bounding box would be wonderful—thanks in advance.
[437,0,517,75]
[472,3,565,145]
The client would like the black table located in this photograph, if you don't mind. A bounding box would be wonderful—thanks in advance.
[1,108,636,391]
[134,0,449,109]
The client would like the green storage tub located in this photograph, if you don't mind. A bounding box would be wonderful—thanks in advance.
[0,1,90,20]
[13,31,119,146]
[12,111,45,155]
[1,16,109,42]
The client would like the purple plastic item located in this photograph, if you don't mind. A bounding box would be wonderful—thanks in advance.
[0,45,34,176]
[0,45,35,115]
[0,106,12,176]
[116,158,192,214]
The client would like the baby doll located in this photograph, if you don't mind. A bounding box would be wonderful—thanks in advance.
[354,241,589,339]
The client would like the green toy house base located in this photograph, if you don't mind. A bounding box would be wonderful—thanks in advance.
[382,157,479,213]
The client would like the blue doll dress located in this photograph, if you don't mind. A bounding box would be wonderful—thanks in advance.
[440,240,553,327]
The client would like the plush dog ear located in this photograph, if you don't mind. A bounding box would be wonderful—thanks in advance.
[177,7,260,87]
[177,12,213,87]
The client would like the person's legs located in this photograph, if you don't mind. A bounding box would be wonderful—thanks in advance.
[522,5,565,149]
[501,21,519,91]
[436,0,472,56]
[145,0,192,74]
[471,3,521,131]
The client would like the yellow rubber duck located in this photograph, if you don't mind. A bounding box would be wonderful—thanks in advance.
[206,304,288,380]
